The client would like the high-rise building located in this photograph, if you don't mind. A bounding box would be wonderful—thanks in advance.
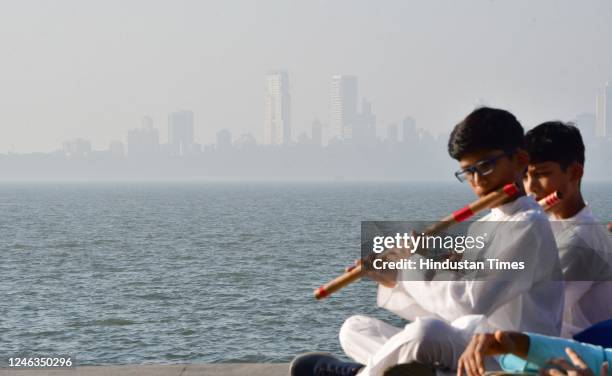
[595,82,610,139]
[264,71,291,145]
[401,117,416,143]
[596,90,605,139]
[311,119,323,146]
[352,98,376,146]
[330,75,358,141]
[604,82,611,138]
[168,110,194,156]
[575,113,596,145]
[386,123,399,143]
[128,117,159,157]
[216,129,232,149]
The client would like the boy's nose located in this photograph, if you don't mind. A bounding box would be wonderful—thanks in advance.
[524,175,538,196]
[472,171,484,186]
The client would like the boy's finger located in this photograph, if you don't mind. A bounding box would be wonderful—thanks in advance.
[460,354,473,376]
[544,368,565,376]
[547,357,573,371]
[345,259,362,272]
[467,354,479,376]
[565,347,587,369]
[601,361,608,376]
[474,344,485,375]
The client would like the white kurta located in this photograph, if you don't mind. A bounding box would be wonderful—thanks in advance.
[339,195,564,376]
[550,205,612,337]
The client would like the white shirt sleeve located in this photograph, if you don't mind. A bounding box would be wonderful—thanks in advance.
[377,280,439,321]
[392,217,561,323]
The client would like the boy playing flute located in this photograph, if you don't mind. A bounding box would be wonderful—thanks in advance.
[523,121,612,337]
[291,107,564,376]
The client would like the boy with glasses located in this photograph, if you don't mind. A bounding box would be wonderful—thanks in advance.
[454,150,517,183]
[290,107,564,376]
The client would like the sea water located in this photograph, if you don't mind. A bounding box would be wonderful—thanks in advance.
[1,181,610,365]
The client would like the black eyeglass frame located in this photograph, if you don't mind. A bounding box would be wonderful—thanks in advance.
[454,150,517,183]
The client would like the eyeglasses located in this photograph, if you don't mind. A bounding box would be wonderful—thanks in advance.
[454,151,515,183]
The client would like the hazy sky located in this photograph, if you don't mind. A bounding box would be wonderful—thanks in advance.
[1,0,611,152]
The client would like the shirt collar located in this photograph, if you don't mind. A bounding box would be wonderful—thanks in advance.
[551,203,593,222]
[490,195,534,218]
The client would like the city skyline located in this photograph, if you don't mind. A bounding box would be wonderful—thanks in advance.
[3,70,611,154]
[1,71,610,182]
[1,1,612,153]
[13,73,611,155]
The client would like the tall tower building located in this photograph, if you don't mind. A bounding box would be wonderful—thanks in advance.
[386,123,399,143]
[595,82,610,139]
[330,75,358,141]
[604,82,611,138]
[352,98,376,146]
[264,71,291,145]
[401,117,416,142]
[311,119,323,146]
[168,110,194,156]
[596,92,603,138]
[575,113,596,144]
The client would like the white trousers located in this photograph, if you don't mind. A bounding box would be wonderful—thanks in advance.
[339,315,489,376]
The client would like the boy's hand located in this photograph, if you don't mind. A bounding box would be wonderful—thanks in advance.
[346,229,418,288]
[457,331,529,376]
[440,251,463,262]
[345,255,398,288]
[540,348,608,376]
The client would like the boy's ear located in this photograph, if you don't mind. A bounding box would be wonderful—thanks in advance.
[568,162,584,183]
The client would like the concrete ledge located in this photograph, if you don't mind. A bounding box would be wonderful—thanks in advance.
[0,363,289,376]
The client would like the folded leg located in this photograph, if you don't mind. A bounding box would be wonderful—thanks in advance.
[339,315,404,365]
[358,317,468,376]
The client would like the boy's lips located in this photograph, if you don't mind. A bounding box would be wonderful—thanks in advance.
[528,192,547,202]
[473,184,489,193]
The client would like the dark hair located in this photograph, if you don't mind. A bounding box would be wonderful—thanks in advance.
[448,107,524,160]
[525,121,585,169]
